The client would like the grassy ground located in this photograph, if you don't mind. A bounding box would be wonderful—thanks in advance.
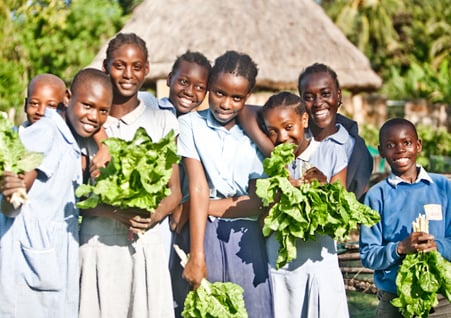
[347,291,378,318]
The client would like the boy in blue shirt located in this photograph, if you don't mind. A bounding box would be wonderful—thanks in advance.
[0,68,112,318]
[360,118,451,317]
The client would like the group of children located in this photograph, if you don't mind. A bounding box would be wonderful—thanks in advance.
[0,31,449,318]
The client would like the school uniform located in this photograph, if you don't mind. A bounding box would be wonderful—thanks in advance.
[78,100,179,318]
[360,167,451,317]
[0,109,82,318]
[171,109,274,318]
[266,138,350,318]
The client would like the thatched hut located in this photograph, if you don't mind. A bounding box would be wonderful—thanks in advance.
[90,0,382,108]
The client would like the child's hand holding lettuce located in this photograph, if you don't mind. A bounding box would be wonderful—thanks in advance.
[76,127,180,213]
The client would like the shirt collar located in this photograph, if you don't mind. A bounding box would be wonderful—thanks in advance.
[104,99,146,128]
[387,165,433,187]
[306,123,349,145]
[158,97,177,115]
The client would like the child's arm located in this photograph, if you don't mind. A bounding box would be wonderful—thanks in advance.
[330,167,347,187]
[182,157,209,289]
[90,126,110,179]
[136,163,182,231]
[239,105,274,157]
[207,179,265,218]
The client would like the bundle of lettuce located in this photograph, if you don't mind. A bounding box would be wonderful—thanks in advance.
[182,280,248,318]
[173,245,248,318]
[76,127,180,212]
[391,215,451,318]
[0,115,43,208]
[255,143,380,269]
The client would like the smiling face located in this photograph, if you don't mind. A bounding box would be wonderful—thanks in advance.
[263,106,309,157]
[299,71,341,137]
[167,61,209,115]
[378,122,422,181]
[25,75,67,124]
[66,80,112,138]
[104,43,149,99]
[208,72,250,130]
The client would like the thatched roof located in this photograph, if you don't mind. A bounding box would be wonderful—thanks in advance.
[90,0,382,92]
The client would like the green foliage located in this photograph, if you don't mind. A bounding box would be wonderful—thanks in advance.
[0,115,43,174]
[182,280,248,318]
[392,251,451,318]
[256,143,380,269]
[323,0,451,103]
[0,0,125,118]
[383,60,451,103]
[76,128,180,212]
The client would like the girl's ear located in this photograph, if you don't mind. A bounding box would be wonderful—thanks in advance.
[145,61,150,77]
[337,88,342,107]
[302,112,309,128]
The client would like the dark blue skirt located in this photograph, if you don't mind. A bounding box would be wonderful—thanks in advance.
[170,218,274,318]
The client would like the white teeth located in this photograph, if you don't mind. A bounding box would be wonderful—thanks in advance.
[179,97,193,107]
[395,158,409,164]
[314,109,328,119]
[121,83,133,89]
[82,123,96,133]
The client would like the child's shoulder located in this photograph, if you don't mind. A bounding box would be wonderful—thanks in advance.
[428,172,451,187]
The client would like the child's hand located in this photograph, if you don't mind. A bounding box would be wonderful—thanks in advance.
[397,232,437,255]
[288,167,327,187]
[1,171,27,216]
[170,202,189,234]
[90,144,111,179]
[1,171,26,199]
[183,254,207,290]
[301,167,327,184]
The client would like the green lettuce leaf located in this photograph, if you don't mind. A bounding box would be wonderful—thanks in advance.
[256,143,380,269]
[76,128,180,212]
[392,250,451,318]
[182,280,248,318]
[0,116,43,174]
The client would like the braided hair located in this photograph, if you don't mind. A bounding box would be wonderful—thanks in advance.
[209,50,258,93]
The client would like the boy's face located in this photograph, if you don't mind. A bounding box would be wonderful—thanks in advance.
[25,81,66,124]
[263,106,309,157]
[167,61,209,115]
[299,72,341,132]
[208,72,250,130]
[66,81,112,138]
[104,44,149,98]
[378,124,422,179]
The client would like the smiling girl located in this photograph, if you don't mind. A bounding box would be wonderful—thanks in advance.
[78,33,180,318]
[171,50,273,317]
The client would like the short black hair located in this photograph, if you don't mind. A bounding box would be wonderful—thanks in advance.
[209,50,258,92]
[298,63,340,94]
[71,68,113,94]
[170,50,211,75]
[379,117,418,143]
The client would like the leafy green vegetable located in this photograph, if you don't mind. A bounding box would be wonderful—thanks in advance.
[0,115,43,208]
[392,250,451,318]
[76,128,180,212]
[256,143,380,269]
[182,280,248,318]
